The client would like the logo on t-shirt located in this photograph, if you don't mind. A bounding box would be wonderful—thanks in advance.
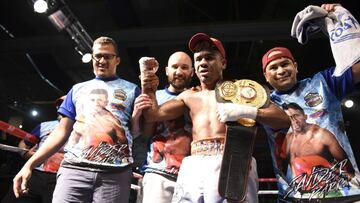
[114,89,127,101]
[304,92,323,107]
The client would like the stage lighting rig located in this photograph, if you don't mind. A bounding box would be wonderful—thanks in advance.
[33,0,58,14]
[32,0,93,63]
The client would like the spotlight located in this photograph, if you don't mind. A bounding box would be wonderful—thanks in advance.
[82,53,92,63]
[33,0,48,13]
[344,99,354,108]
[33,0,60,15]
[33,0,93,63]
[75,46,92,63]
[31,109,39,117]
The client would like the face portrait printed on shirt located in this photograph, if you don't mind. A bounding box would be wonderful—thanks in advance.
[70,88,128,164]
[278,103,355,198]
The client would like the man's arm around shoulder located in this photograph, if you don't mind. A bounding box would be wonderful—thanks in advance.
[257,102,290,130]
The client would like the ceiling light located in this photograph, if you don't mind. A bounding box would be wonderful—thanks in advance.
[31,109,39,117]
[344,99,354,108]
[33,0,48,13]
[75,46,92,63]
[82,53,92,63]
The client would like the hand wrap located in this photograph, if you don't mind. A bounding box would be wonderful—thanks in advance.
[217,103,257,122]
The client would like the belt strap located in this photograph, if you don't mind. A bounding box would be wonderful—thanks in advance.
[218,122,257,202]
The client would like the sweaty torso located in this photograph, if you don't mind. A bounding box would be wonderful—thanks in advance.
[180,89,226,142]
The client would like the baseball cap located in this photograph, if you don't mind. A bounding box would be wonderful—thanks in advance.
[55,95,66,108]
[262,47,295,71]
[188,33,225,58]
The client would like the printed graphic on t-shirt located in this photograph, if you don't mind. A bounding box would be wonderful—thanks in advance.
[43,152,64,173]
[269,73,360,200]
[143,88,192,178]
[274,128,357,200]
[151,116,192,175]
[67,87,129,166]
[32,120,64,173]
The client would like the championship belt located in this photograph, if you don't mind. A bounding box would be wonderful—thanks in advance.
[216,79,268,202]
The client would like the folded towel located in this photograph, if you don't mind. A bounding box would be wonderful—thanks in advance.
[291,5,360,77]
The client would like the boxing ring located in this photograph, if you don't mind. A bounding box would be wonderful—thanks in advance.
[131,172,279,195]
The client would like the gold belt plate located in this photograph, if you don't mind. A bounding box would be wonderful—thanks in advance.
[218,79,268,108]
[217,79,269,127]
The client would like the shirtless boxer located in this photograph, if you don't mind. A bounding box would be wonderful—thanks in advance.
[138,33,290,203]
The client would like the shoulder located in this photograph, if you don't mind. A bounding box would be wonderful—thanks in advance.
[39,120,60,132]
[115,78,139,89]
[41,120,59,126]
[285,132,294,140]
[156,89,166,93]
[177,88,199,99]
[311,124,333,139]
[73,79,94,89]
[155,89,168,97]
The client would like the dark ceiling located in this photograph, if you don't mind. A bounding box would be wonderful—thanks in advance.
[0,0,359,136]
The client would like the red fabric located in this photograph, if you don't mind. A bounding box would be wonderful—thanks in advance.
[262,47,295,70]
[0,120,39,144]
[188,33,226,58]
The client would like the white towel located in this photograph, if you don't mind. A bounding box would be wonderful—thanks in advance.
[291,5,360,77]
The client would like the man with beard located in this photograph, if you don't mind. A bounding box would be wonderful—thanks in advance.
[138,51,194,203]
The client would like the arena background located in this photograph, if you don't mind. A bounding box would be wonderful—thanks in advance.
[1,0,359,202]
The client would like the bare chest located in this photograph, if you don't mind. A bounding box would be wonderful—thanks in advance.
[290,135,325,157]
[187,91,217,116]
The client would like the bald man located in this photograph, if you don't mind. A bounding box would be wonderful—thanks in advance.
[139,51,194,203]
